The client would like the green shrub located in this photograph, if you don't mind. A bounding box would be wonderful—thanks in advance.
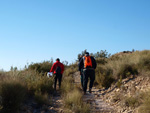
[138,55,150,71]
[96,58,107,65]
[95,66,115,88]
[117,63,138,79]
[28,61,53,74]
[0,80,27,113]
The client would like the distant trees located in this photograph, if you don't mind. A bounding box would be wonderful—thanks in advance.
[77,49,111,60]
[93,50,111,58]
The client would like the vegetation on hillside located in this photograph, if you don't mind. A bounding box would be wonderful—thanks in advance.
[0,49,150,112]
[0,59,89,113]
[78,50,150,112]
[80,50,150,89]
[0,60,57,112]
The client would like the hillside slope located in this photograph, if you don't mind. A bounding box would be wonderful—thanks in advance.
[99,75,150,113]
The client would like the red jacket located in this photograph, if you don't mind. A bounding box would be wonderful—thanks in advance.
[50,61,64,74]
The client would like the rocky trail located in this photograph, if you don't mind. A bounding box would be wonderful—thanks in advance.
[50,71,115,113]
[73,72,115,113]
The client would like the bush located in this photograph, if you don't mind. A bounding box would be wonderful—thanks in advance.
[28,61,53,74]
[25,73,54,95]
[138,55,150,71]
[124,96,140,108]
[117,64,138,79]
[0,80,27,113]
[96,58,107,65]
[95,66,115,88]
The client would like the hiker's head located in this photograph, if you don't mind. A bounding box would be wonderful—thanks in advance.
[80,55,83,58]
[56,58,60,62]
[85,52,89,56]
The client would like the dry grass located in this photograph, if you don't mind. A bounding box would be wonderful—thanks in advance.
[138,90,150,113]
[61,68,90,113]
[63,88,90,113]
[95,50,150,89]
[0,69,54,112]
[0,79,27,113]
[34,91,50,105]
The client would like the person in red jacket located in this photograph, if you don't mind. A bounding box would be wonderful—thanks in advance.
[50,58,64,90]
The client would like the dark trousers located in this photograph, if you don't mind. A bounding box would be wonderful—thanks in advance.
[54,73,62,90]
[83,69,95,92]
[80,74,83,89]
[80,69,83,89]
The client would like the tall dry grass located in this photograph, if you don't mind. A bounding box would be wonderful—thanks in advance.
[138,90,150,113]
[0,67,54,112]
[95,50,150,88]
[0,79,26,113]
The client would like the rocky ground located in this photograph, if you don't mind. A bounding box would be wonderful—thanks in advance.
[100,75,150,113]
[74,72,150,113]
[82,88,115,113]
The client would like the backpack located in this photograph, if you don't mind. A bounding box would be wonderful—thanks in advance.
[55,66,61,74]
[84,56,92,68]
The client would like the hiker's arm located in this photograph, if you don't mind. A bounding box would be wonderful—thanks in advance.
[92,57,97,69]
[79,58,83,71]
[50,63,55,72]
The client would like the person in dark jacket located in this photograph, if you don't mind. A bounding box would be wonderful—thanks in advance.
[50,58,64,90]
[79,55,83,89]
[79,52,97,94]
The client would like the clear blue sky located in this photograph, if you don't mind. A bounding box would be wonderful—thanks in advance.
[0,0,150,71]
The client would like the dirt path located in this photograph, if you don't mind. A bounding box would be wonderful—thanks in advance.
[73,72,115,113]
[51,92,64,113]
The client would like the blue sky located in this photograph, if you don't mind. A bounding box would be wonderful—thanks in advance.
[0,0,150,71]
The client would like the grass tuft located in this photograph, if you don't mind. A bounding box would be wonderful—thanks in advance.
[64,88,90,113]
[0,80,27,113]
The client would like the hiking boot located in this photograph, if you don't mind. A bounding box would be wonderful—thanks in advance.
[89,88,92,93]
